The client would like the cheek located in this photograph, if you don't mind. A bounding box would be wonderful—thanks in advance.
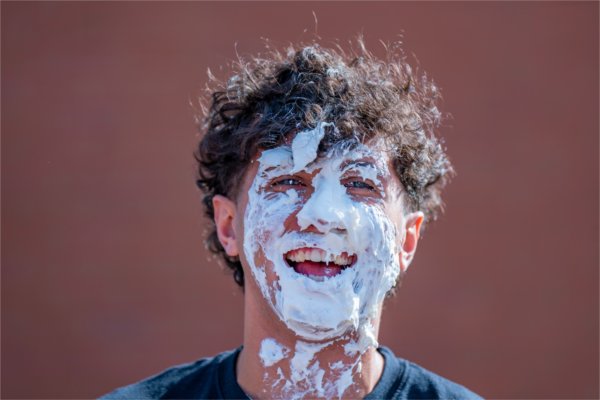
[347,202,390,252]
[261,192,300,228]
[246,190,302,254]
[243,190,303,302]
[354,204,400,267]
[385,205,406,249]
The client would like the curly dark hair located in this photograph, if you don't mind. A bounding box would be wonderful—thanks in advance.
[195,39,454,287]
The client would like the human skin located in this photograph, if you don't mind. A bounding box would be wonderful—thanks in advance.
[212,140,424,399]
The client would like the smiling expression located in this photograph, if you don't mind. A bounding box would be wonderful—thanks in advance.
[235,128,413,343]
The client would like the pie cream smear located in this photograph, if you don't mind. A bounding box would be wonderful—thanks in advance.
[244,123,402,397]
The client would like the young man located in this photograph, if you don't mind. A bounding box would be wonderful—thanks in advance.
[103,41,481,399]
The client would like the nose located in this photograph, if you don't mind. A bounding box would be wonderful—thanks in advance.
[301,220,346,234]
[295,182,348,234]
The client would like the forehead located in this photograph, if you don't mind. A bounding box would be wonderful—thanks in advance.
[256,141,392,175]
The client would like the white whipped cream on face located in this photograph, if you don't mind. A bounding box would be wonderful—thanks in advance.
[244,140,399,342]
[243,124,402,398]
[290,121,332,173]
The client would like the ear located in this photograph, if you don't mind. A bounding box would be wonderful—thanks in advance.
[212,195,239,257]
[399,211,424,273]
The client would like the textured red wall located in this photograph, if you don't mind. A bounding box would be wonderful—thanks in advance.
[2,2,598,398]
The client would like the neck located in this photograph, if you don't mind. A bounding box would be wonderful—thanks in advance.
[237,283,384,399]
[238,334,384,399]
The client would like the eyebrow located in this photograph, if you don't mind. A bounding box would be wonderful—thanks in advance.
[340,159,377,171]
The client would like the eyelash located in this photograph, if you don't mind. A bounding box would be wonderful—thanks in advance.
[344,180,376,191]
[271,178,304,187]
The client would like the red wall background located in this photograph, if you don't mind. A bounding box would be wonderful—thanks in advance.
[2,2,598,398]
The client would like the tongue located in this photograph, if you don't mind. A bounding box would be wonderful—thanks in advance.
[294,261,343,278]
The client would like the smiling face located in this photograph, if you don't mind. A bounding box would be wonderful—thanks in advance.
[214,127,423,345]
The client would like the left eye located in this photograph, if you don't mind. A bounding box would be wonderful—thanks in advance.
[344,180,375,191]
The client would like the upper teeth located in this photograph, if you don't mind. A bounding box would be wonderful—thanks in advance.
[286,248,353,266]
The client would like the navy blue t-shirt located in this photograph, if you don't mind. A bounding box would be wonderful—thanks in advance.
[101,346,481,399]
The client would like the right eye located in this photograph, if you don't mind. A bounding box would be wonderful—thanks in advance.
[271,178,304,187]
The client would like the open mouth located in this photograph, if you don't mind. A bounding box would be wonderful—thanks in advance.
[284,247,356,279]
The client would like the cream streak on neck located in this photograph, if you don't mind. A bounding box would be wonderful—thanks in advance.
[256,336,382,399]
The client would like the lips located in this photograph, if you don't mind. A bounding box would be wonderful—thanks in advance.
[284,247,356,279]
